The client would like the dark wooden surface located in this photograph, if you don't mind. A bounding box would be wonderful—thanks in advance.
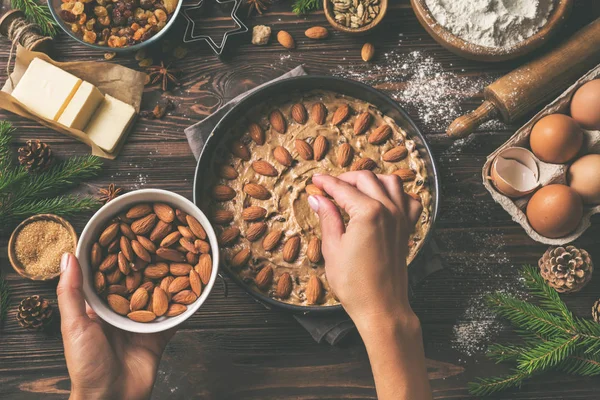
[1,1,600,399]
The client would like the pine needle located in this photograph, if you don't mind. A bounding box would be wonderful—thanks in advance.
[468,370,532,396]
[11,0,58,37]
[1,195,99,225]
[292,0,321,15]
[0,273,10,325]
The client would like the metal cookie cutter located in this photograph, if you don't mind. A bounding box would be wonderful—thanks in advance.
[182,0,248,56]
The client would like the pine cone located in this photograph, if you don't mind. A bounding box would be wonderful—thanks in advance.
[539,245,593,294]
[18,139,53,172]
[16,295,53,331]
[593,299,600,324]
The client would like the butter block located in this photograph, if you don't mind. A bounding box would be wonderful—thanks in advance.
[85,94,136,153]
[11,58,82,121]
[58,81,104,130]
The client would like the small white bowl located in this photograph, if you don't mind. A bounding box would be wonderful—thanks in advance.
[76,189,219,333]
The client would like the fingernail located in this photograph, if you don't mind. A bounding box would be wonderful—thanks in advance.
[60,253,71,273]
[312,173,322,178]
[308,195,319,213]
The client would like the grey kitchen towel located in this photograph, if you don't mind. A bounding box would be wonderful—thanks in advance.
[184,66,444,345]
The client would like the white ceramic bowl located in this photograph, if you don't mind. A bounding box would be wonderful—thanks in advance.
[76,189,219,333]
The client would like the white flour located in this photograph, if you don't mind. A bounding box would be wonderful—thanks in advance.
[424,0,555,49]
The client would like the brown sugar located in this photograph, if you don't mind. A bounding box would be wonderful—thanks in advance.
[14,220,74,277]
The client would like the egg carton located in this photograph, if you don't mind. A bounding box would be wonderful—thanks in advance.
[482,64,600,245]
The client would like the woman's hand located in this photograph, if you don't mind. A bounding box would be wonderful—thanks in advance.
[57,253,175,400]
[310,171,432,400]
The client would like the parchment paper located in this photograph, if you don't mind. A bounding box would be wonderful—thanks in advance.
[0,46,146,159]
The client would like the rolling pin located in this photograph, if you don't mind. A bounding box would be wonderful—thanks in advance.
[447,18,600,139]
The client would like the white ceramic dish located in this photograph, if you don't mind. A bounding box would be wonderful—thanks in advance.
[76,189,219,333]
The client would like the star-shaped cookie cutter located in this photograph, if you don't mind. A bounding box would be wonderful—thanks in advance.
[182,0,248,56]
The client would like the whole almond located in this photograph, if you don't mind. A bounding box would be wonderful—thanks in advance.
[262,229,282,251]
[291,103,308,124]
[160,276,174,298]
[170,263,193,276]
[131,258,148,272]
[305,26,328,39]
[107,294,130,315]
[99,222,119,247]
[172,290,197,305]
[131,213,157,235]
[269,109,287,134]
[273,146,293,167]
[231,248,251,268]
[144,263,169,279]
[231,140,250,160]
[255,265,273,290]
[140,281,155,292]
[195,239,211,254]
[99,253,118,272]
[127,310,156,322]
[213,209,234,225]
[277,30,295,49]
[307,237,322,263]
[313,135,329,161]
[168,276,190,293]
[94,271,106,293]
[156,247,186,262]
[131,240,151,262]
[212,185,237,201]
[361,42,375,62]
[91,243,103,268]
[161,231,182,247]
[119,223,136,240]
[126,271,143,293]
[126,204,152,219]
[332,104,350,126]
[306,275,323,305]
[107,284,128,296]
[166,303,187,317]
[118,213,134,224]
[337,143,354,167]
[186,251,199,265]
[248,122,265,145]
[246,222,267,242]
[178,226,195,241]
[130,287,149,311]
[189,269,202,296]
[118,252,131,275]
[368,124,392,144]
[311,102,327,125]
[219,165,239,180]
[153,287,169,317]
[175,209,188,224]
[219,227,240,246]
[392,168,416,181]
[106,268,123,285]
[252,160,278,177]
[276,272,293,299]
[137,235,157,254]
[196,254,212,284]
[306,184,325,197]
[383,146,408,162]
[295,139,314,160]
[283,235,301,262]
[243,183,270,200]
[179,237,197,254]
[354,112,372,135]
[149,220,172,242]
[107,239,120,254]
[351,157,377,171]
[242,206,267,221]
[186,215,207,240]
[153,203,175,223]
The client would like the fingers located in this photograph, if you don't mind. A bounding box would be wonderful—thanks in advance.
[308,195,344,256]
[57,253,90,332]
[407,196,423,227]
[375,174,406,211]
[336,171,396,210]
[311,174,376,219]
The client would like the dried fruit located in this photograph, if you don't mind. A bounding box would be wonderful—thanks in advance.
[246,222,267,241]
[248,123,265,145]
[383,146,408,162]
[269,109,287,133]
[252,160,278,177]
[107,294,130,315]
[283,235,301,262]
[392,168,416,181]
[231,248,251,268]
[130,287,149,311]
[277,30,295,49]
[219,227,240,246]
[276,272,293,299]
[307,237,322,263]
[273,146,293,167]
[241,206,267,221]
[305,26,329,39]
[243,183,270,200]
[313,135,329,161]
[332,104,350,125]
[186,215,207,240]
[231,140,251,161]
[255,265,273,289]
[291,103,308,124]
[196,254,212,284]
[354,112,372,135]
[131,214,157,235]
[127,310,156,322]
[368,124,392,144]
[311,102,327,125]
[351,157,377,171]
[213,210,234,225]
[153,203,175,223]
[295,139,314,160]
[306,275,323,305]
[212,185,236,201]
[361,42,375,62]
[337,143,354,167]
[262,229,283,251]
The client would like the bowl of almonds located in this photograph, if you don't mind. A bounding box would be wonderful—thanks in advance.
[76,189,219,333]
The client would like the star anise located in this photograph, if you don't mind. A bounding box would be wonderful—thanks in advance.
[246,0,271,16]
[98,183,123,204]
[145,62,180,92]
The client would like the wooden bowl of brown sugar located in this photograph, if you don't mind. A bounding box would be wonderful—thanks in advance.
[8,214,77,281]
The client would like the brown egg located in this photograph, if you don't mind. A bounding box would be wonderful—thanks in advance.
[526,184,582,238]
[568,154,600,204]
[530,114,583,164]
[570,80,600,130]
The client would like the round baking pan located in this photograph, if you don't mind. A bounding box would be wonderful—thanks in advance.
[193,76,440,314]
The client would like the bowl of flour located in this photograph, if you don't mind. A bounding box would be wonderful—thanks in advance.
[411,0,573,62]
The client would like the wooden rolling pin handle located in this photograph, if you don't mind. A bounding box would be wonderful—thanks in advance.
[447,100,498,139]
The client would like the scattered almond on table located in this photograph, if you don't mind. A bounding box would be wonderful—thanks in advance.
[361,42,375,62]
[277,30,295,49]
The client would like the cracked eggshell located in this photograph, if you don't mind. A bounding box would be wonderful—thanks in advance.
[490,147,540,198]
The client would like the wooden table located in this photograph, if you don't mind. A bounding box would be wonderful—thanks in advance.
[1,1,600,399]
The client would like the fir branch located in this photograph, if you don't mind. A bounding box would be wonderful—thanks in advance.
[559,354,600,376]
[11,0,58,37]
[1,195,99,225]
[522,264,574,325]
[0,121,16,170]
[517,335,581,373]
[0,272,10,325]
[468,370,532,397]
[487,343,529,363]
[292,0,321,15]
